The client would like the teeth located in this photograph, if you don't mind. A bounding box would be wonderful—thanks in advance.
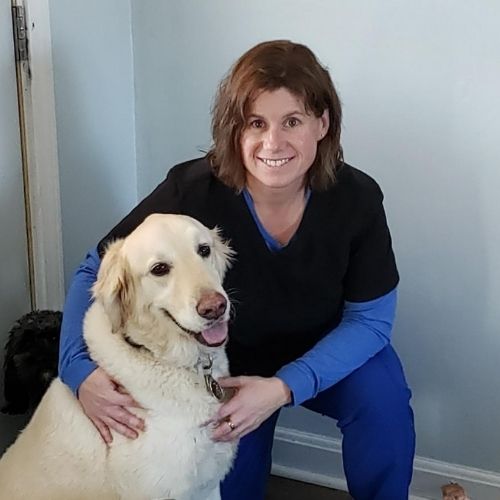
[260,158,291,167]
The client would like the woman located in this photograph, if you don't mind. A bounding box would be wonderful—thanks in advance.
[59,40,415,499]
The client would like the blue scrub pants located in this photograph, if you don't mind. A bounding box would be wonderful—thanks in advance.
[220,345,415,500]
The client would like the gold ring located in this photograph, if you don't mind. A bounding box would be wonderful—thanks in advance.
[226,419,236,431]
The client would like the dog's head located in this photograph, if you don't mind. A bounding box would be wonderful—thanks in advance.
[92,214,234,358]
[2,310,62,414]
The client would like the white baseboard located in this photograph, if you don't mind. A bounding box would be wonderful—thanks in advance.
[272,426,500,500]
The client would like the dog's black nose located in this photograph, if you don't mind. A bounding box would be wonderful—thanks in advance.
[197,291,227,320]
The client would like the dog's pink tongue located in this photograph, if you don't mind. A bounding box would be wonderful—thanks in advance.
[201,321,228,345]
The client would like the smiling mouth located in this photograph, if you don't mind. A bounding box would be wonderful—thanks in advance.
[161,308,228,347]
[258,157,293,167]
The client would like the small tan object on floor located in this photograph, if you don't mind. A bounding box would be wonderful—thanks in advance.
[441,482,470,500]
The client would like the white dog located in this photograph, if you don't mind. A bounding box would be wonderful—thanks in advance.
[0,214,237,500]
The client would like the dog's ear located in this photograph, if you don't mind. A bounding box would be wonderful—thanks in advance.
[210,227,235,279]
[92,239,135,332]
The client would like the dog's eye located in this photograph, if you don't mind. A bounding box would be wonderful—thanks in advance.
[197,244,211,258]
[151,262,171,276]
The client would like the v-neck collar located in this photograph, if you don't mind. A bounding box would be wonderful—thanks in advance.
[242,187,312,253]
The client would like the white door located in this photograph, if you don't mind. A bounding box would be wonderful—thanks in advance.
[0,2,33,454]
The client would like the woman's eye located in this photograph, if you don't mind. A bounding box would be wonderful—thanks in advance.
[198,244,211,258]
[286,117,300,127]
[151,262,171,276]
[250,119,265,129]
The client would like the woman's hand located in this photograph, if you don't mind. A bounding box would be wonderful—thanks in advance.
[211,376,291,442]
[78,367,145,444]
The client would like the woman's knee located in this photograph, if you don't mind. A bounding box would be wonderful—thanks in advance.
[336,346,415,465]
[305,346,414,434]
[303,347,415,498]
[341,346,412,420]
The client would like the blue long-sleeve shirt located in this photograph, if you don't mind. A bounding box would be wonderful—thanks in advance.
[58,248,100,394]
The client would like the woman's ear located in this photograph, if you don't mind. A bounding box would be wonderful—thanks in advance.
[318,108,330,140]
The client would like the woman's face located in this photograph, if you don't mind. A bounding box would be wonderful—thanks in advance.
[240,87,329,192]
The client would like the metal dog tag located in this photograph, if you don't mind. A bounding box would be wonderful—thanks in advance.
[204,373,225,401]
[202,355,226,401]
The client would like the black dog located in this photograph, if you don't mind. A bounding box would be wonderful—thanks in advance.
[2,310,62,415]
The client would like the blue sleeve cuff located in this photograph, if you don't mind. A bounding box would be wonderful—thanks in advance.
[63,358,98,396]
[276,362,318,407]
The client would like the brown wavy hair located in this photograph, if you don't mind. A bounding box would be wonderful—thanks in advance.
[207,40,343,192]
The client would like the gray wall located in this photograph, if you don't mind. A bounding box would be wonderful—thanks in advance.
[50,0,500,474]
[50,0,138,282]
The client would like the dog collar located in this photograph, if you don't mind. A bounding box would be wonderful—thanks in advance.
[123,333,150,353]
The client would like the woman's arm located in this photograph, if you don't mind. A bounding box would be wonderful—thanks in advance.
[213,288,397,441]
[275,287,397,406]
[58,247,100,393]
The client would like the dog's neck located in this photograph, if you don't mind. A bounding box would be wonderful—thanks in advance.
[119,322,224,376]
[123,331,213,373]
[123,333,210,371]
[122,330,231,401]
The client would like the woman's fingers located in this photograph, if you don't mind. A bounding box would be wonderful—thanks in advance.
[109,389,143,410]
[212,416,244,442]
[102,416,139,440]
[78,367,145,443]
[109,406,145,432]
[88,405,143,442]
[91,417,113,444]
[212,376,291,442]
[217,376,245,388]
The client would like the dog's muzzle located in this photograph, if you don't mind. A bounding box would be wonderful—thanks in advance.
[162,307,229,347]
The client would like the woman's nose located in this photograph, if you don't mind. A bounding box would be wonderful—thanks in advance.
[262,125,284,150]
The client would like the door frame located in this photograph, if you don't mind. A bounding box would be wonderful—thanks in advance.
[13,0,64,309]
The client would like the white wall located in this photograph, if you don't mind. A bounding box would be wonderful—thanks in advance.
[49,0,138,282]
[130,0,500,473]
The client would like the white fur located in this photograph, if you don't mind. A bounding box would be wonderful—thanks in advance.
[0,214,237,500]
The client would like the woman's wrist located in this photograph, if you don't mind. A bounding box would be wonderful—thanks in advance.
[271,376,292,406]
